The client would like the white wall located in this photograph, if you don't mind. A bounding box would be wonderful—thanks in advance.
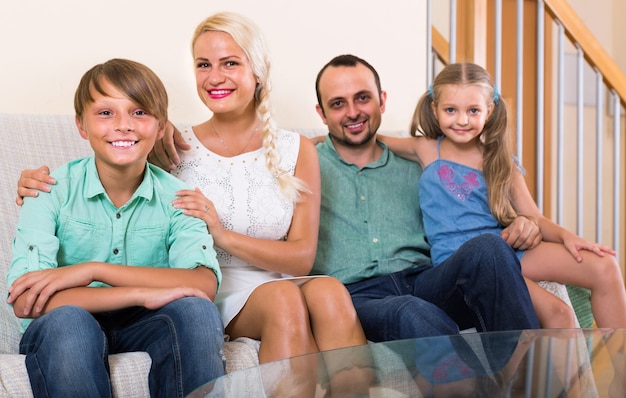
[0,1,427,134]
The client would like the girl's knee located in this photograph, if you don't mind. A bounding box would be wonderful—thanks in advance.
[594,256,624,285]
[574,255,624,293]
[540,299,577,328]
[551,304,576,328]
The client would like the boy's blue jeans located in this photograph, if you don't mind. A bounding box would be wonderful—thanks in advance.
[19,297,225,398]
[347,234,540,342]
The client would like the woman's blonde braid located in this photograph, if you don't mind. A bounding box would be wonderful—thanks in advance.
[257,84,310,203]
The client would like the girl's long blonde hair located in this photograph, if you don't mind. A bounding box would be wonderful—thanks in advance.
[411,63,517,226]
[192,12,309,203]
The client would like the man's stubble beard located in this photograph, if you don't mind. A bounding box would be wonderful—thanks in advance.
[330,121,378,148]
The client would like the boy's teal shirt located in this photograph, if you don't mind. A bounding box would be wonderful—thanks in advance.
[8,156,221,332]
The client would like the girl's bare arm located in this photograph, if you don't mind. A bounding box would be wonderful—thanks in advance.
[510,170,615,261]
[377,135,423,164]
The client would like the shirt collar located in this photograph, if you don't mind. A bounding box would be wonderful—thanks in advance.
[320,134,390,170]
[83,156,153,202]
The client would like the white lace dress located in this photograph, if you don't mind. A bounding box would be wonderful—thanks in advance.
[172,125,319,327]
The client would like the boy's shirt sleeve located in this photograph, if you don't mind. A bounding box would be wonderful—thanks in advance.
[167,207,222,289]
[7,188,62,295]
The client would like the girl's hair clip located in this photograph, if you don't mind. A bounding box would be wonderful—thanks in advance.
[493,86,500,104]
[428,84,434,100]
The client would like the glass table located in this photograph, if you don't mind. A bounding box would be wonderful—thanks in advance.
[189,328,626,397]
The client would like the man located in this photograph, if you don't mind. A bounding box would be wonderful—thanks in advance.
[311,54,540,342]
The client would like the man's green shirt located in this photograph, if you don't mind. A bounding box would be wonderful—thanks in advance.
[312,136,431,285]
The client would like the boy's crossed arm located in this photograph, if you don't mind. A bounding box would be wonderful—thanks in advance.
[8,262,217,318]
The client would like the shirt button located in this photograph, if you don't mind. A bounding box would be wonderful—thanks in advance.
[116,213,121,219]
[202,245,207,250]
[360,195,366,201]
[113,248,119,255]
[372,238,379,243]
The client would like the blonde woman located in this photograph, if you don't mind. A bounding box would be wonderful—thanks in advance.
[169,12,367,363]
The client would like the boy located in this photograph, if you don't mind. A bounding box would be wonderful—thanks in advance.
[7,59,224,397]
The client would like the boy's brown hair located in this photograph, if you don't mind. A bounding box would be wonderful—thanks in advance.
[74,58,168,129]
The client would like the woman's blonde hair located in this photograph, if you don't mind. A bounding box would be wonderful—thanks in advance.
[411,62,517,226]
[192,12,309,203]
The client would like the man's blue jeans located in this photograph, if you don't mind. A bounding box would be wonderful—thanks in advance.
[347,234,540,342]
[20,297,225,397]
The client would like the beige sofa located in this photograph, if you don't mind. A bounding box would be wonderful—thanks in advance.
[0,113,590,397]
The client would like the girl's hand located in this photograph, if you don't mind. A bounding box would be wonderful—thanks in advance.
[172,188,225,245]
[562,234,616,262]
[7,263,95,315]
[16,166,56,206]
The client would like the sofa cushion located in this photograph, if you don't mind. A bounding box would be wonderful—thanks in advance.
[0,352,151,398]
[0,114,93,355]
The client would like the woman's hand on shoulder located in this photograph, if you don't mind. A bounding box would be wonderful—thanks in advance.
[172,188,226,245]
[16,166,55,206]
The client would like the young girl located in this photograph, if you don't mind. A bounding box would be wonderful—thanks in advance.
[380,62,626,329]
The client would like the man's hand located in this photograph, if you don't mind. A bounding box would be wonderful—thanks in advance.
[148,122,191,171]
[501,216,542,251]
[307,135,327,145]
[16,166,55,206]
